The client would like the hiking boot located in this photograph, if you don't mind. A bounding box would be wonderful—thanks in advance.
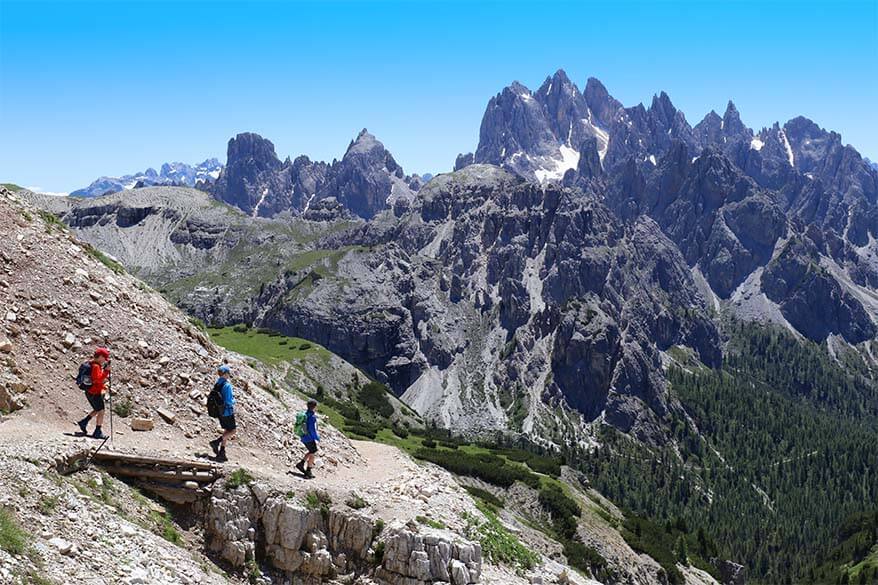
[295,461,307,475]
[304,468,314,479]
[216,449,228,463]
[209,438,222,456]
[77,417,89,434]
[92,428,105,440]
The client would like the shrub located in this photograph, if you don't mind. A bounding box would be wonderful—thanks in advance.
[345,494,368,510]
[344,420,380,439]
[227,468,255,489]
[391,426,409,439]
[422,438,437,449]
[37,495,58,515]
[298,342,312,350]
[233,323,250,333]
[413,448,540,488]
[358,381,395,418]
[278,339,288,345]
[112,398,132,418]
[305,490,332,511]
[372,540,385,563]
[438,440,460,450]
[464,485,505,509]
[372,518,385,540]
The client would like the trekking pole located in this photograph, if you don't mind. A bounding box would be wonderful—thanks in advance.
[108,362,113,445]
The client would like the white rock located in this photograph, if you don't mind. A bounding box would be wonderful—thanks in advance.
[75,268,89,279]
[62,332,76,348]
[5,311,16,322]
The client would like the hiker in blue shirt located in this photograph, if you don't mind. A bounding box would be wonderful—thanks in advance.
[295,399,320,479]
[209,364,236,462]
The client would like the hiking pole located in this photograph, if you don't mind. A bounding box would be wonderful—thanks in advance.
[108,361,113,445]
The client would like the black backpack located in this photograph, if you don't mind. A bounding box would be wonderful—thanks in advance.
[76,362,93,391]
[207,381,224,418]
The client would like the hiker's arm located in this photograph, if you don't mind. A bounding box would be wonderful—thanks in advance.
[308,414,318,440]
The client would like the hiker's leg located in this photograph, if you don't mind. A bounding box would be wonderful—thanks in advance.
[305,452,316,468]
[95,409,105,426]
[221,429,236,448]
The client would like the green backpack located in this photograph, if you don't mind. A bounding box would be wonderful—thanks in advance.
[294,411,308,437]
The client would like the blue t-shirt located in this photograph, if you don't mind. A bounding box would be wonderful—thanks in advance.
[217,377,235,417]
[301,410,319,443]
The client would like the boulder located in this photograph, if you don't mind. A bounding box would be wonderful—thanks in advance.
[156,408,176,424]
[130,418,154,431]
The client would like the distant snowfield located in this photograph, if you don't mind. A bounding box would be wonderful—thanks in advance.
[25,186,69,197]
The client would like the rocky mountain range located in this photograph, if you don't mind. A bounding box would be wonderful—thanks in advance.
[70,158,223,197]
[39,70,878,444]
[16,68,878,583]
[210,129,426,219]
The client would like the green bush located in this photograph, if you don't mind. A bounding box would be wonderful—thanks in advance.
[233,323,250,333]
[358,381,395,418]
[344,420,380,439]
[227,468,255,489]
[345,494,368,510]
[413,448,540,488]
[464,485,505,508]
[305,489,332,511]
[112,398,132,418]
[298,342,312,350]
[391,426,409,438]
[422,438,437,449]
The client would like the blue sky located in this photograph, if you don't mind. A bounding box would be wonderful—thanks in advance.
[1,0,876,193]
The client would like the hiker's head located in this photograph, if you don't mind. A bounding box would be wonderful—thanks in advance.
[94,347,110,365]
[218,364,231,379]
[307,399,318,412]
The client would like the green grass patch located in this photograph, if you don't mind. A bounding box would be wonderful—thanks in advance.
[83,243,125,274]
[0,508,27,555]
[464,501,539,570]
[416,515,446,529]
[150,510,182,545]
[37,495,59,515]
[1,183,23,192]
[226,468,255,489]
[207,324,332,366]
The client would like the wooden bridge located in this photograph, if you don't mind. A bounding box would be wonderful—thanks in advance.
[60,449,223,504]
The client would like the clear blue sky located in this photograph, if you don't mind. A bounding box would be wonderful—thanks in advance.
[1,0,876,193]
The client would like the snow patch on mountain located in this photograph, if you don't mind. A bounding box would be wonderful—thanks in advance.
[71,158,223,197]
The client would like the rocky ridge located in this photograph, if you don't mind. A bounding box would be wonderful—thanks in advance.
[210,129,422,219]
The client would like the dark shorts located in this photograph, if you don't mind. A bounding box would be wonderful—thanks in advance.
[86,392,105,412]
[219,414,237,431]
[303,441,318,454]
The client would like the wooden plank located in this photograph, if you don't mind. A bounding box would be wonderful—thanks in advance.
[92,450,216,471]
[101,464,217,484]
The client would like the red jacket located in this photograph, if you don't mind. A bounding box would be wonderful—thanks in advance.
[89,362,108,395]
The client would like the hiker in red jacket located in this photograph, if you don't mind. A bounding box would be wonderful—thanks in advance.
[76,347,110,439]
